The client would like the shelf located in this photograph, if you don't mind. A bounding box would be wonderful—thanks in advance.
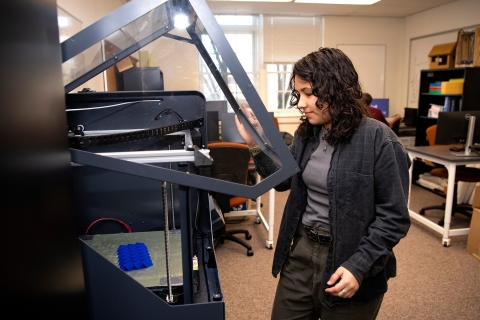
[419,116,438,120]
[421,93,463,97]
[422,67,470,72]
[415,68,480,147]
[412,181,446,198]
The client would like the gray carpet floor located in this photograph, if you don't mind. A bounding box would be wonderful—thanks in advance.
[215,184,480,320]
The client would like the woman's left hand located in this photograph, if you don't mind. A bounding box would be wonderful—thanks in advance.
[324,267,360,299]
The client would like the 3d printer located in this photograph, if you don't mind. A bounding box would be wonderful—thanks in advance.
[61,0,298,319]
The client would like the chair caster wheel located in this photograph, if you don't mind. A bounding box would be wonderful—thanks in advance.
[245,233,252,240]
[438,219,444,227]
[247,250,254,256]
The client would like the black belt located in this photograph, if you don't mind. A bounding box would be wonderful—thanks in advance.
[303,224,331,244]
[68,118,203,149]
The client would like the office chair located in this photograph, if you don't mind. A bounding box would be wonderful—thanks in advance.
[273,117,280,130]
[208,142,254,256]
[419,124,480,225]
[389,115,401,135]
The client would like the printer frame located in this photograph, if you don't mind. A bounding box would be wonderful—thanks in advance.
[62,0,298,319]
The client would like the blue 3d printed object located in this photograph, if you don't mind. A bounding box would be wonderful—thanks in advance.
[117,242,153,271]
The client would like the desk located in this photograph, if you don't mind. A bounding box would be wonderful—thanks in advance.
[223,164,275,249]
[406,145,480,246]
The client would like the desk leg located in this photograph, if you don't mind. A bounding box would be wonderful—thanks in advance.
[255,173,262,224]
[442,163,457,247]
[266,189,274,249]
[407,150,471,245]
[408,154,414,208]
[252,172,275,248]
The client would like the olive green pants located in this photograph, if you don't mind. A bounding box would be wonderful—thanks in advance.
[271,224,383,320]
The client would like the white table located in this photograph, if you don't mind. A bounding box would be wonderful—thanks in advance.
[406,145,480,246]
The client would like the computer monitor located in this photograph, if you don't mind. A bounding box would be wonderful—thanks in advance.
[205,101,227,142]
[370,98,389,117]
[220,113,244,143]
[206,111,220,142]
[436,111,480,157]
[205,100,228,114]
[122,67,164,91]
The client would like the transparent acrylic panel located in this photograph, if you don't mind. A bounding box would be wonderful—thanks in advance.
[62,2,171,90]
[62,0,296,197]
[57,8,82,43]
[190,17,277,155]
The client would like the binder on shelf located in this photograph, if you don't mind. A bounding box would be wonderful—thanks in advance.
[444,97,450,112]
[441,80,464,94]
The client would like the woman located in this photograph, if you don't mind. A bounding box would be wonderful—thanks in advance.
[235,48,411,320]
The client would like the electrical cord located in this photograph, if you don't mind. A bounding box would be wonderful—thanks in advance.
[85,218,132,235]
[194,190,207,236]
[225,216,248,224]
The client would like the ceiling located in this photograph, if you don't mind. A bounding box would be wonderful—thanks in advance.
[206,0,460,17]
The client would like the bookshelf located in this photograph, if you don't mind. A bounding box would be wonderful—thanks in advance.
[415,67,480,146]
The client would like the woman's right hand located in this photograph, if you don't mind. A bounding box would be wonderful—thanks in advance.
[234,103,258,147]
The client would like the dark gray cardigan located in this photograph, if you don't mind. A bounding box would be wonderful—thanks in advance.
[253,118,411,306]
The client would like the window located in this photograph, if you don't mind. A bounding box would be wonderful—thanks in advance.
[200,16,257,105]
[199,15,322,113]
[267,64,293,110]
[263,16,322,112]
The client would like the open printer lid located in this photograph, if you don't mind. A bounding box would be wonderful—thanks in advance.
[61,0,298,199]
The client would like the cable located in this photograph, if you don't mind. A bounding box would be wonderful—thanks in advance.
[85,218,132,235]
[194,190,207,236]
[225,216,248,224]
[65,100,163,112]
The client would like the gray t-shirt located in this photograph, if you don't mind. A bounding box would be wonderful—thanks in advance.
[301,127,333,227]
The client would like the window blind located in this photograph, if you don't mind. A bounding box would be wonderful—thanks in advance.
[263,16,322,64]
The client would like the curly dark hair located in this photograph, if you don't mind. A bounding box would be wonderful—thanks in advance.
[289,47,367,144]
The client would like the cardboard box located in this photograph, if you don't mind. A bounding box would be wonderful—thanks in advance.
[441,81,464,94]
[455,28,480,67]
[429,42,456,69]
[138,50,150,68]
[116,55,139,73]
[475,28,480,67]
[467,186,480,260]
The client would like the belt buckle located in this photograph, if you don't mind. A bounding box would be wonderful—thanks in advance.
[316,233,330,244]
[304,225,330,244]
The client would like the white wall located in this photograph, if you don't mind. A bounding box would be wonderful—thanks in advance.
[274,16,405,132]
[273,0,480,125]
[323,16,405,117]
[405,0,480,40]
[57,0,123,29]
